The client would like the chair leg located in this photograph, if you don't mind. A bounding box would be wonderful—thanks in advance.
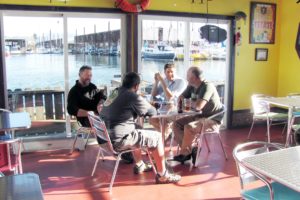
[91,147,103,176]
[203,134,210,153]
[194,134,204,167]
[109,155,122,194]
[247,120,255,140]
[169,132,174,152]
[70,134,78,154]
[100,147,105,161]
[176,145,180,155]
[18,141,23,174]
[217,134,228,160]
[84,133,91,149]
[146,150,157,175]
[281,123,287,136]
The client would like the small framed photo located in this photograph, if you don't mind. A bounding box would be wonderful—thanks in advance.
[255,48,268,61]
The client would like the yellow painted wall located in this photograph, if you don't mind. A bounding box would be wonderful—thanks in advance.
[0,0,283,110]
[277,0,300,96]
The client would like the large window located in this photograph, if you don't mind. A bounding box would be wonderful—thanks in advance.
[2,12,125,144]
[138,16,231,125]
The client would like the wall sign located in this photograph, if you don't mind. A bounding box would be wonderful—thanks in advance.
[250,2,276,44]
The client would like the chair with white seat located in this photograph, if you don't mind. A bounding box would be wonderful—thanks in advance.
[69,122,96,154]
[247,94,288,142]
[193,105,228,167]
[88,111,156,194]
[233,141,300,200]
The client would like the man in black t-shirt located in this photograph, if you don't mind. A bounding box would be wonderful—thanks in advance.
[67,65,106,127]
[67,66,133,163]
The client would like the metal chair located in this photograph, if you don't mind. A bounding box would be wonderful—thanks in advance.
[87,111,156,193]
[69,120,96,154]
[233,141,300,200]
[0,138,23,175]
[194,105,228,167]
[247,94,288,142]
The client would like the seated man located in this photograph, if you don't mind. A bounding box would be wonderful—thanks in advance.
[67,66,138,162]
[150,63,186,139]
[151,63,186,102]
[173,66,224,164]
[100,72,181,184]
[67,65,106,128]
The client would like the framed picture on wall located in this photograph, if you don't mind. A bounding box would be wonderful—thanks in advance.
[250,2,276,44]
[255,48,268,61]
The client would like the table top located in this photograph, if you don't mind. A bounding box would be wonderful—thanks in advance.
[0,173,44,200]
[262,97,300,109]
[151,105,201,119]
[242,146,300,192]
[0,112,31,132]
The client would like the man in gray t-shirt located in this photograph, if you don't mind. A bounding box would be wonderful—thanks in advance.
[100,72,181,184]
[172,66,224,165]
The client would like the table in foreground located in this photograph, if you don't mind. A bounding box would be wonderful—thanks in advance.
[0,173,44,200]
[242,146,300,193]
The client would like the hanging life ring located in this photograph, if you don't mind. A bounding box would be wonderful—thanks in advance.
[115,0,150,13]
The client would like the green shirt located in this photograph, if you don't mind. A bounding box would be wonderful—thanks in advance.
[181,80,223,122]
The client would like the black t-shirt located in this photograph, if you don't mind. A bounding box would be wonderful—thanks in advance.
[67,80,106,127]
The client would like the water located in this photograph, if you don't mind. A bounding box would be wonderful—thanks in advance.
[6,54,226,90]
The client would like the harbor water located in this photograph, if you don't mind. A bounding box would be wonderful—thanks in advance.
[6,54,226,91]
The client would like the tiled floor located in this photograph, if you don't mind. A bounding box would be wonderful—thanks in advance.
[19,125,287,200]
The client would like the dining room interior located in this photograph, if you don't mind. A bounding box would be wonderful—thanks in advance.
[0,0,299,200]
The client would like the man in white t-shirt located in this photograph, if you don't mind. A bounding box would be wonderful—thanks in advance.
[150,63,186,139]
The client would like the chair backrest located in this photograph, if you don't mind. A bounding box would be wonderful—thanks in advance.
[87,111,116,153]
[233,141,283,190]
[251,94,271,115]
[201,104,226,134]
[0,108,11,113]
[287,93,300,98]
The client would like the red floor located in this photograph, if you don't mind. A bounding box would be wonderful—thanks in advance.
[19,125,287,200]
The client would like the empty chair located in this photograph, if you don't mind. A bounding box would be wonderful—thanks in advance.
[247,94,288,142]
[0,138,23,175]
[193,105,228,167]
[233,141,300,200]
[88,111,156,193]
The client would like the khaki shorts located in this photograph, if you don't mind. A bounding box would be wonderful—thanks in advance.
[113,129,162,152]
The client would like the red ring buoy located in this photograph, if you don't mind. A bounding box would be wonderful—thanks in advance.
[115,0,150,13]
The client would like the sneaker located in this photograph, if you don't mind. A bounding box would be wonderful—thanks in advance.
[133,162,153,174]
[121,152,134,164]
[155,172,181,184]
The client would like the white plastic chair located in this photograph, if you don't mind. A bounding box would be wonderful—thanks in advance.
[247,94,288,142]
[233,141,300,200]
[87,111,156,193]
[194,105,228,167]
[69,122,95,154]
